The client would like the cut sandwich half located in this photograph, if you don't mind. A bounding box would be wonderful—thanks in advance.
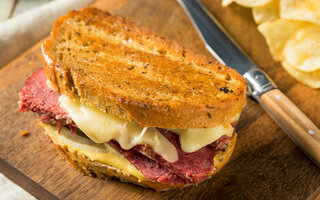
[19,8,246,191]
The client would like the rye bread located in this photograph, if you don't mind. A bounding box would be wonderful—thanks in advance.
[41,7,246,129]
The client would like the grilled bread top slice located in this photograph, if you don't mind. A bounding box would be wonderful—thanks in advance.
[42,8,246,129]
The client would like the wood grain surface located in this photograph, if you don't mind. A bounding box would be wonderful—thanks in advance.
[0,0,319,199]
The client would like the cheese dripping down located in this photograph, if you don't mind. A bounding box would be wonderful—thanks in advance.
[170,114,239,153]
[59,95,179,162]
[59,95,238,162]
[169,122,236,153]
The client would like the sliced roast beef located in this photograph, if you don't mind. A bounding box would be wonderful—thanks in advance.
[132,129,213,184]
[19,68,232,185]
[19,68,76,128]
[132,129,233,184]
[108,141,188,185]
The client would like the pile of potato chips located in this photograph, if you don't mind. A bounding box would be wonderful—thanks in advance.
[223,0,320,88]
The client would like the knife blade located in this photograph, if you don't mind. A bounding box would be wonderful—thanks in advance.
[178,0,320,167]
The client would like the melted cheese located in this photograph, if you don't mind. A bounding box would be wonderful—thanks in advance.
[59,95,239,162]
[170,124,234,153]
[40,122,146,181]
[59,95,178,162]
[171,114,239,153]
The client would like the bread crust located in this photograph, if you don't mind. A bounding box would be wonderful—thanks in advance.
[42,123,237,191]
[42,7,246,129]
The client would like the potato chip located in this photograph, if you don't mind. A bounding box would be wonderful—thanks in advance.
[252,0,279,24]
[282,61,320,88]
[222,0,272,8]
[258,19,306,61]
[222,0,234,7]
[283,25,320,72]
[280,0,320,26]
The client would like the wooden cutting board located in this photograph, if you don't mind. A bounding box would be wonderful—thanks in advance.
[1,0,319,199]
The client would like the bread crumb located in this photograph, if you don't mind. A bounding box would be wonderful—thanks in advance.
[20,131,29,136]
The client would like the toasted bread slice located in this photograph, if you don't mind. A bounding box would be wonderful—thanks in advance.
[40,122,237,191]
[42,8,246,129]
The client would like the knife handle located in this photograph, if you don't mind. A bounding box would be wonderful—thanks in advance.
[260,89,320,167]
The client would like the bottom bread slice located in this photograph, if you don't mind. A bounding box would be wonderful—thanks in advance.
[40,122,236,191]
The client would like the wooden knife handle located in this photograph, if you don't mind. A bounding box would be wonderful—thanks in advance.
[260,89,320,167]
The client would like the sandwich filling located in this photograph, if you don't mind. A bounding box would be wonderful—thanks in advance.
[19,68,238,185]
[59,95,179,162]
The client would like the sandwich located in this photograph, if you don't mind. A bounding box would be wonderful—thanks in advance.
[18,8,246,191]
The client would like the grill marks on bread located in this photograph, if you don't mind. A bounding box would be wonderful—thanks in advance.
[55,20,237,102]
[42,8,246,128]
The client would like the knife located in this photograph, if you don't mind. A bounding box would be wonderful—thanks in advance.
[178,0,320,167]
